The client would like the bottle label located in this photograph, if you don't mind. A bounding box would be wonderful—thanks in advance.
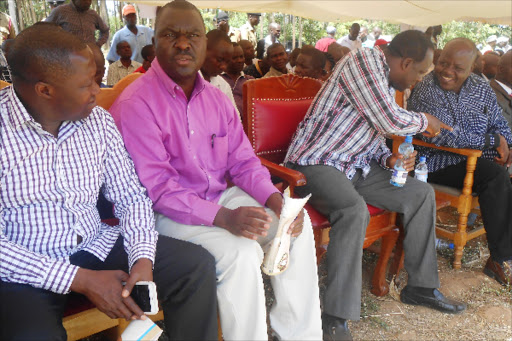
[391,169,408,186]
[415,173,428,182]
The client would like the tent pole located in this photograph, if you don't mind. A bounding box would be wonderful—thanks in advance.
[298,16,302,48]
[292,15,296,49]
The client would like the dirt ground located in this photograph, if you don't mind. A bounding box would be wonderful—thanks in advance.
[86,207,512,341]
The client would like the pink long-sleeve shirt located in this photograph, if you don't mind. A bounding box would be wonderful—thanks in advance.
[110,59,279,226]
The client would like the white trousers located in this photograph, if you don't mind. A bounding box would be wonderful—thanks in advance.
[155,187,322,341]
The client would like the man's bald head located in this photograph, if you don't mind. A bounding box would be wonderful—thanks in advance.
[8,24,87,85]
[483,52,500,79]
[435,38,478,93]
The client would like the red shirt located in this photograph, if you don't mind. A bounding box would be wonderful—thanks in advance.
[134,66,146,74]
[315,37,336,52]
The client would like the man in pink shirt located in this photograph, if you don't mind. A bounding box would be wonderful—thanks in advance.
[109,1,322,340]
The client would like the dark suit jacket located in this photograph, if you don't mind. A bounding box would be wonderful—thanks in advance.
[490,79,512,130]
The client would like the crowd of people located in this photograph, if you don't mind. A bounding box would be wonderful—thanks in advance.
[0,1,511,341]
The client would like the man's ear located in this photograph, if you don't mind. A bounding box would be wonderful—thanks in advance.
[401,57,414,71]
[34,81,53,100]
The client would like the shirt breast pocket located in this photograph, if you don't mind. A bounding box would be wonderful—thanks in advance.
[207,134,228,171]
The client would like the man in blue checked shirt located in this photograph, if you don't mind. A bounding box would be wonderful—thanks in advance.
[409,38,512,287]
[0,25,217,340]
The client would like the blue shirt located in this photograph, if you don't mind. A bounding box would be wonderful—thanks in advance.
[408,72,512,173]
[106,25,154,64]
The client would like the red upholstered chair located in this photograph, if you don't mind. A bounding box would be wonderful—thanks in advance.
[243,74,401,296]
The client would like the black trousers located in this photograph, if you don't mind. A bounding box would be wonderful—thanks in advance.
[0,236,218,341]
[429,158,512,262]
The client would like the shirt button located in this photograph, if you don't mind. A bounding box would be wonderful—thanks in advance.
[191,130,194,134]
[193,156,196,159]
[208,175,211,179]
[206,196,209,200]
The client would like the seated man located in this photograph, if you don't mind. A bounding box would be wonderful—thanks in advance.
[106,40,141,86]
[285,30,466,341]
[87,42,107,87]
[134,44,155,74]
[294,45,327,80]
[0,25,218,340]
[239,39,256,67]
[482,51,500,81]
[489,50,512,131]
[200,29,238,116]
[109,1,322,340]
[221,42,254,116]
[263,43,289,78]
[408,38,512,285]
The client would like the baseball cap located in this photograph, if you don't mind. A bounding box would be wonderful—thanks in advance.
[374,39,389,47]
[248,13,262,16]
[216,11,229,21]
[123,4,136,16]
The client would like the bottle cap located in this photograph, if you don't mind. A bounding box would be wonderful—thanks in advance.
[419,156,426,162]
[405,135,413,143]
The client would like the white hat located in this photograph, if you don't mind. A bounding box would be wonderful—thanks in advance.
[486,35,497,43]
[497,36,509,44]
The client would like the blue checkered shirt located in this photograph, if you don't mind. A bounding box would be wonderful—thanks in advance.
[408,72,512,173]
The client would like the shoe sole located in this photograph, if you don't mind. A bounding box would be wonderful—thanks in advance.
[483,267,509,286]
[400,293,464,314]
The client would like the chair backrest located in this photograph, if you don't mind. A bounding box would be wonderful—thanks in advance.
[96,73,143,111]
[0,80,10,89]
[243,74,323,164]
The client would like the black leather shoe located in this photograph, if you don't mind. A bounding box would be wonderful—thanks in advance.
[322,314,353,341]
[400,286,466,314]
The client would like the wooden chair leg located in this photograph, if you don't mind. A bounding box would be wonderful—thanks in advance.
[389,226,405,285]
[370,228,399,297]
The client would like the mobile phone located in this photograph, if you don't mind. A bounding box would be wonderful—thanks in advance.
[129,281,159,315]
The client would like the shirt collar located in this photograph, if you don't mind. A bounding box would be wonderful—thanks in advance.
[151,58,206,99]
[7,86,36,129]
[495,79,512,96]
[116,60,137,68]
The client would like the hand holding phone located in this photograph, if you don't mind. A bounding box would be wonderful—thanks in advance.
[129,281,159,315]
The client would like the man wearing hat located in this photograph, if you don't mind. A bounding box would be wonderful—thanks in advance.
[107,4,154,64]
[315,26,337,52]
[239,13,261,49]
[496,36,511,54]
[215,11,239,43]
[482,35,498,54]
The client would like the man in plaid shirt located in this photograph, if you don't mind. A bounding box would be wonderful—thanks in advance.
[409,38,512,287]
[285,30,466,340]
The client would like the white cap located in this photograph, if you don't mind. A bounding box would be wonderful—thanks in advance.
[497,36,509,44]
[486,35,497,43]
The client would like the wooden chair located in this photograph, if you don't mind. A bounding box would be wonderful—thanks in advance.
[391,135,484,269]
[96,73,143,110]
[243,74,402,296]
[0,80,9,89]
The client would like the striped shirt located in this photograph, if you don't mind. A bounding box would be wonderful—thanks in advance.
[285,47,428,179]
[0,86,156,294]
[46,2,109,47]
[408,72,512,173]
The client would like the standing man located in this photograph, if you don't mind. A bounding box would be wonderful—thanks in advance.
[221,42,254,115]
[106,41,141,86]
[110,1,322,340]
[315,26,337,52]
[215,11,239,43]
[46,0,109,47]
[257,23,281,59]
[263,43,289,78]
[285,30,466,340]
[0,24,218,341]
[337,23,362,51]
[239,13,261,50]
[490,50,512,130]
[106,4,154,64]
[408,38,512,285]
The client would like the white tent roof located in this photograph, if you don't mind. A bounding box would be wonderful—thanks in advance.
[132,0,511,26]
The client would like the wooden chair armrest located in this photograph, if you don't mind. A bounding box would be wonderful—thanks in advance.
[390,135,482,158]
[258,157,307,192]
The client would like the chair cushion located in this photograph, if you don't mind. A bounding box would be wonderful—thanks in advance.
[251,98,313,164]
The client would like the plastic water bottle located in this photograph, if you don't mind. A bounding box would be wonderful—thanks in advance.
[414,156,428,183]
[390,135,414,187]
[435,238,454,250]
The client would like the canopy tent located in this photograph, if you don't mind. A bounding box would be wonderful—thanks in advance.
[132,1,511,26]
